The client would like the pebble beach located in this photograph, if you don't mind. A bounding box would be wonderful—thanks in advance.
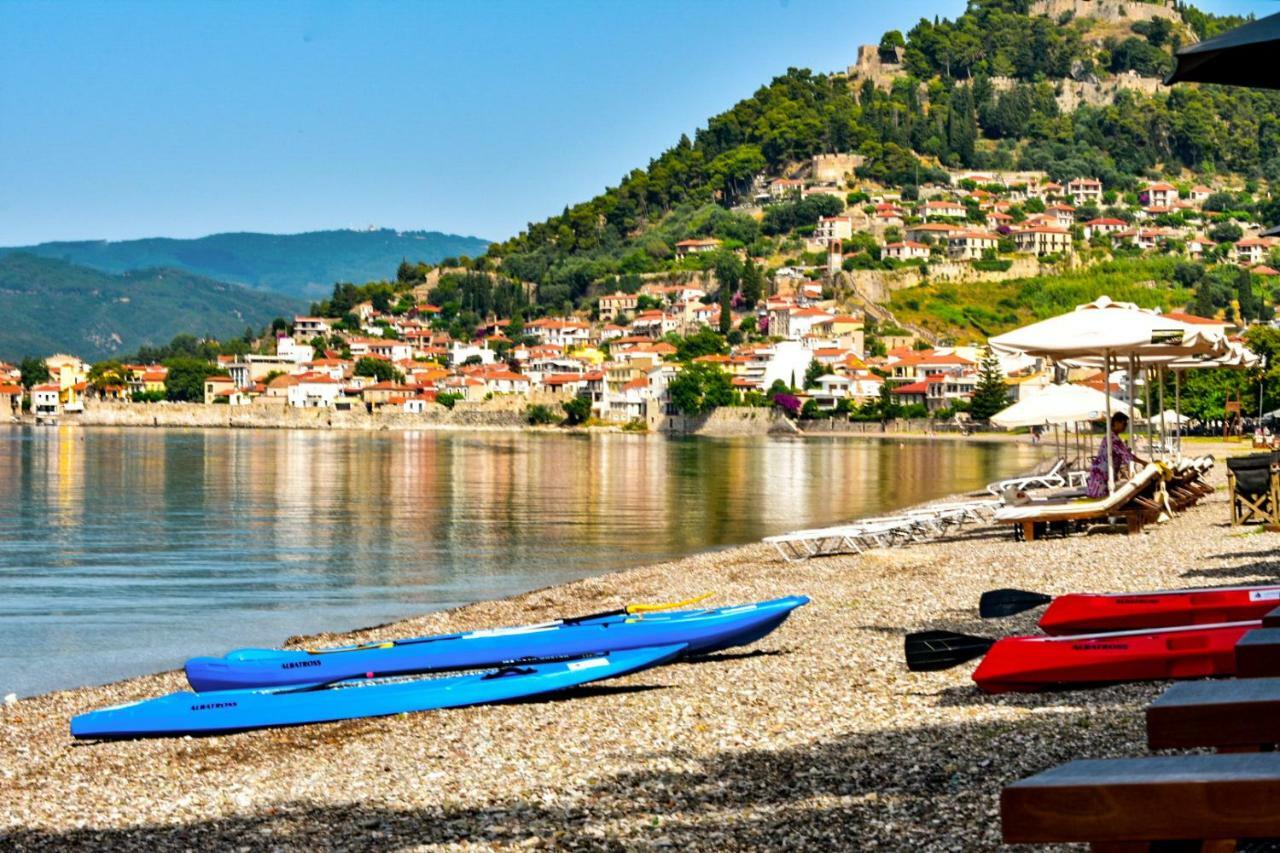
[1,441,1271,851]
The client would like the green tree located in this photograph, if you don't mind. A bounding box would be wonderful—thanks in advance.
[741,258,765,308]
[668,362,734,416]
[526,404,558,425]
[804,360,832,388]
[968,350,1009,421]
[561,396,592,425]
[355,357,404,383]
[18,357,50,389]
[163,358,226,402]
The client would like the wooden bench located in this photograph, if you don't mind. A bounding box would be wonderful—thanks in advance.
[1002,753,1280,850]
[1148,679,1280,752]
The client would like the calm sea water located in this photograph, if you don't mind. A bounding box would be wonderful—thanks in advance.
[0,425,1045,697]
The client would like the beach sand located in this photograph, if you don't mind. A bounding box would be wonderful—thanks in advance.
[2,441,1272,850]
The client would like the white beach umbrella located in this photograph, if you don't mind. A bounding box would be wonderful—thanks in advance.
[990,383,1134,429]
[989,296,1226,363]
[990,297,1225,493]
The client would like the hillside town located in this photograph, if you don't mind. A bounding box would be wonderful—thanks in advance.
[4,157,1271,431]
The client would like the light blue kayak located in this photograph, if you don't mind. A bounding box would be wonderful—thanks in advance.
[185,596,809,692]
[71,644,685,740]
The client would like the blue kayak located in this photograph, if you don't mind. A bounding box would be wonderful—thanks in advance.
[185,596,808,692]
[71,644,685,739]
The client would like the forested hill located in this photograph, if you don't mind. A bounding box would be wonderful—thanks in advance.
[0,254,301,361]
[0,229,491,301]
[484,0,1273,308]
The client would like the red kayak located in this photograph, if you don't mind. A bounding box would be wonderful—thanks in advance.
[906,621,1256,694]
[980,585,1280,635]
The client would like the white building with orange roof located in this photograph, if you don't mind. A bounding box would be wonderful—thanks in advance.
[1012,226,1072,255]
[1044,203,1076,229]
[0,382,21,417]
[904,222,960,243]
[598,290,639,321]
[524,318,592,348]
[293,316,332,340]
[813,216,854,242]
[919,199,967,220]
[1233,237,1275,266]
[1143,182,1178,209]
[1083,218,1127,240]
[1188,185,1213,205]
[946,230,1001,261]
[1065,178,1102,206]
[883,241,930,261]
[674,238,721,259]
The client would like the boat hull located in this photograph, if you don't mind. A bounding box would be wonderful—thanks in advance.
[973,621,1255,693]
[72,644,685,739]
[185,596,809,692]
[1039,586,1280,634]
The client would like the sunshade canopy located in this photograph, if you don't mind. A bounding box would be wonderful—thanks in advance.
[990,383,1135,429]
[988,297,1225,364]
[1167,12,1280,90]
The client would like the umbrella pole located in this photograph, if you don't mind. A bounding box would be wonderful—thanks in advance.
[1175,370,1182,457]
[1106,350,1115,496]
[1128,353,1137,478]
[1144,365,1153,459]
[1158,366,1168,460]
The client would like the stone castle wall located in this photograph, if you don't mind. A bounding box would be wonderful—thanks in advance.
[1029,0,1179,25]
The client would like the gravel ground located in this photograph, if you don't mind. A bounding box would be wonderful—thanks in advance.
[2,442,1273,851]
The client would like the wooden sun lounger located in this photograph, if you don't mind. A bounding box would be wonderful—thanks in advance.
[993,463,1165,542]
[1002,753,1280,849]
[763,501,999,561]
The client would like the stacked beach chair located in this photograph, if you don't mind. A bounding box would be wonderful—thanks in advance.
[763,499,1000,563]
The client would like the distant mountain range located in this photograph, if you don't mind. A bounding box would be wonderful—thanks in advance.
[0,228,491,301]
[0,253,303,361]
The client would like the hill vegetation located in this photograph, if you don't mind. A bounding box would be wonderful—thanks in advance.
[0,253,301,361]
[0,229,491,300]
[466,0,1276,319]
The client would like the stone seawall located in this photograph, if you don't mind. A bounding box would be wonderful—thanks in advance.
[668,407,800,437]
[67,401,530,432]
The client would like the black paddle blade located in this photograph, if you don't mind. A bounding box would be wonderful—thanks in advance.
[561,607,624,626]
[904,630,996,672]
[979,588,1053,619]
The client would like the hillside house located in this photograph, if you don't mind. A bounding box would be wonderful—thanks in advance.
[813,216,854,242]
[883,241,930,261]
[597,291,638,322]
[904,223,958,244]
[768,178,803,200]
[1188,185,1213,205]
[674,238,720,259]
[293,316,333,340]
[1143,182,1177,209]
[1233,238,1275,266]
[1013,226,1072,255]
[1083,218,1127,240]
[1066,178,1102,206]
[946,231,1001,261]
[919,200,967,220]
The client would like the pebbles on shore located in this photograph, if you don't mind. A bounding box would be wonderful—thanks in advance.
[2,443,1272,850]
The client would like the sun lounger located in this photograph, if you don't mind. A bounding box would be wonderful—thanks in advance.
[985,459,1069,496]
[765,500,1001,561]
[993,463,1166,541]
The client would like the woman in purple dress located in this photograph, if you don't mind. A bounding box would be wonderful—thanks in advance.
[1086,412,1146,498]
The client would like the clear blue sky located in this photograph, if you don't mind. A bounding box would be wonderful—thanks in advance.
[0,0,1268,246]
